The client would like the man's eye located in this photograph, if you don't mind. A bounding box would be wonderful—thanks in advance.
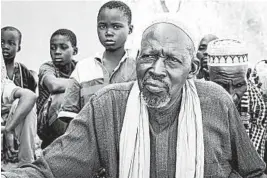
[98,24,106,29]
[142,54,156,59]
[9,42,16,46]
[1,41,4,45]
[236,83,245,87]
[61,45,69,50]
[198,46,206,51]
[50,46,56,50]
[168,57,181,63]
[113,25,121,29]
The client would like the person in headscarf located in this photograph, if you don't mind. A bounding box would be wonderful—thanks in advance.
[208,39,267,159]
[196,34,218,80]
[1,57,37,168]
[2,14,266,178]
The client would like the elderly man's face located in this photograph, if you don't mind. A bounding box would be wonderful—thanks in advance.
[209,65,248,106]
[136,23,194,109]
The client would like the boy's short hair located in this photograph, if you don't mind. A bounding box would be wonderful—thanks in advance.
[50,29,77,47]
[1,26,22,45]
[98,0,132,25]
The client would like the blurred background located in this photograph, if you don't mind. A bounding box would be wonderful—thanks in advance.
[1,0,267,72]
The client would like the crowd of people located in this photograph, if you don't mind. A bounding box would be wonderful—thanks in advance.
[1,0,267,177]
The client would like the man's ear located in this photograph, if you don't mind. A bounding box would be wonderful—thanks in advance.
[17,45,21,52]
[129,25,133,34]
[187,58,200,79]
[73,47,78,55]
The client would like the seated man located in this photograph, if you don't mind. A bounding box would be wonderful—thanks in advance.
[36,29,78,148]
[1,58,37,168]
[207,39,267,159]
[2,15,266,178]
[196,34,218,80]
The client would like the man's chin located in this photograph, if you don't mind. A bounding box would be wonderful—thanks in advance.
[141,90,170,109]
[3,57,14,63]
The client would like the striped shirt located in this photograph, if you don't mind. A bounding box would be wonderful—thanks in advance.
[36,60,76,114]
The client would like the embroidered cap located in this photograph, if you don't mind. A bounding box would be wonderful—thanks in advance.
[207,39,248,66]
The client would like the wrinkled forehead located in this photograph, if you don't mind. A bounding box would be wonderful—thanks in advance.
[209,65,248,80]
[141,23,194,50]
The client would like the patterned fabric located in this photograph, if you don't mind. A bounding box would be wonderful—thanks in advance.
[239,80,267,159]
[57,51,136,119]
[36,60,77,114]
[2,80,266,178]
[207,39,248,66]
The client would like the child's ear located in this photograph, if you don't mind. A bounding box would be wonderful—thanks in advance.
[128,25,133,34]
[187,58,200,79]
[73,47,78,55]
[17,45,21,52]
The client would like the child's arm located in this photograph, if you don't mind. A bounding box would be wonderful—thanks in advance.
[57,78,81,122]
[43,75,71,94]
[39,62,71,94]
[5,88,37,133]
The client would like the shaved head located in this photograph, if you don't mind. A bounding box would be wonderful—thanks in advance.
[136,21,199,109]
[141,22,195,62]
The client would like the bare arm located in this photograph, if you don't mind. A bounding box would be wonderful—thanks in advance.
[43,74,71,94]
[5,88,37,132]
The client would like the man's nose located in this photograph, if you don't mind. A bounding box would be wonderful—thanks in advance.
[228,85,235,96]
[55,48,62,55]
[150,58,167,78]
[105,28,114,37]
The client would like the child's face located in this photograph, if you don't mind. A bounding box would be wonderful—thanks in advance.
[1,30,20,62]
[97,8,132,52]
[50,35,75,67]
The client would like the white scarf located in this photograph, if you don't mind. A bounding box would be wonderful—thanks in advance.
[120,80,204,178]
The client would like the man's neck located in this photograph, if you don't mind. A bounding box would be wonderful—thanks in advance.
[5,60,15,80]
[57,62,72,75]
[103,47,125,68]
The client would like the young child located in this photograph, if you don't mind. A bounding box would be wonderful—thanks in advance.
[1,58,37,168]
[57,0,136,123]
[1,26,37,92]
[36,29,78,148]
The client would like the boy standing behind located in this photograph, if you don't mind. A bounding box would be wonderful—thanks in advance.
[58,1,136,122]
[1,26,37,92]
[37,29,78,148]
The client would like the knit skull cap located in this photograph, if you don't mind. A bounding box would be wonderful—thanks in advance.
[138,13,197,52]
[207,39,248,67]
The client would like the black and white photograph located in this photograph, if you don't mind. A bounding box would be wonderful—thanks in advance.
[1,0,267,177]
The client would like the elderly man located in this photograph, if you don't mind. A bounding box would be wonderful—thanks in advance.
[196,34,218,80]
[207,39,267,160]
[2,17,266,178]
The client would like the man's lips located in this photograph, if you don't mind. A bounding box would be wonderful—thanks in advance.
[144,81,167,93]
[54,58,63,62]
[2,52,10,56]
[104,40,115,45]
